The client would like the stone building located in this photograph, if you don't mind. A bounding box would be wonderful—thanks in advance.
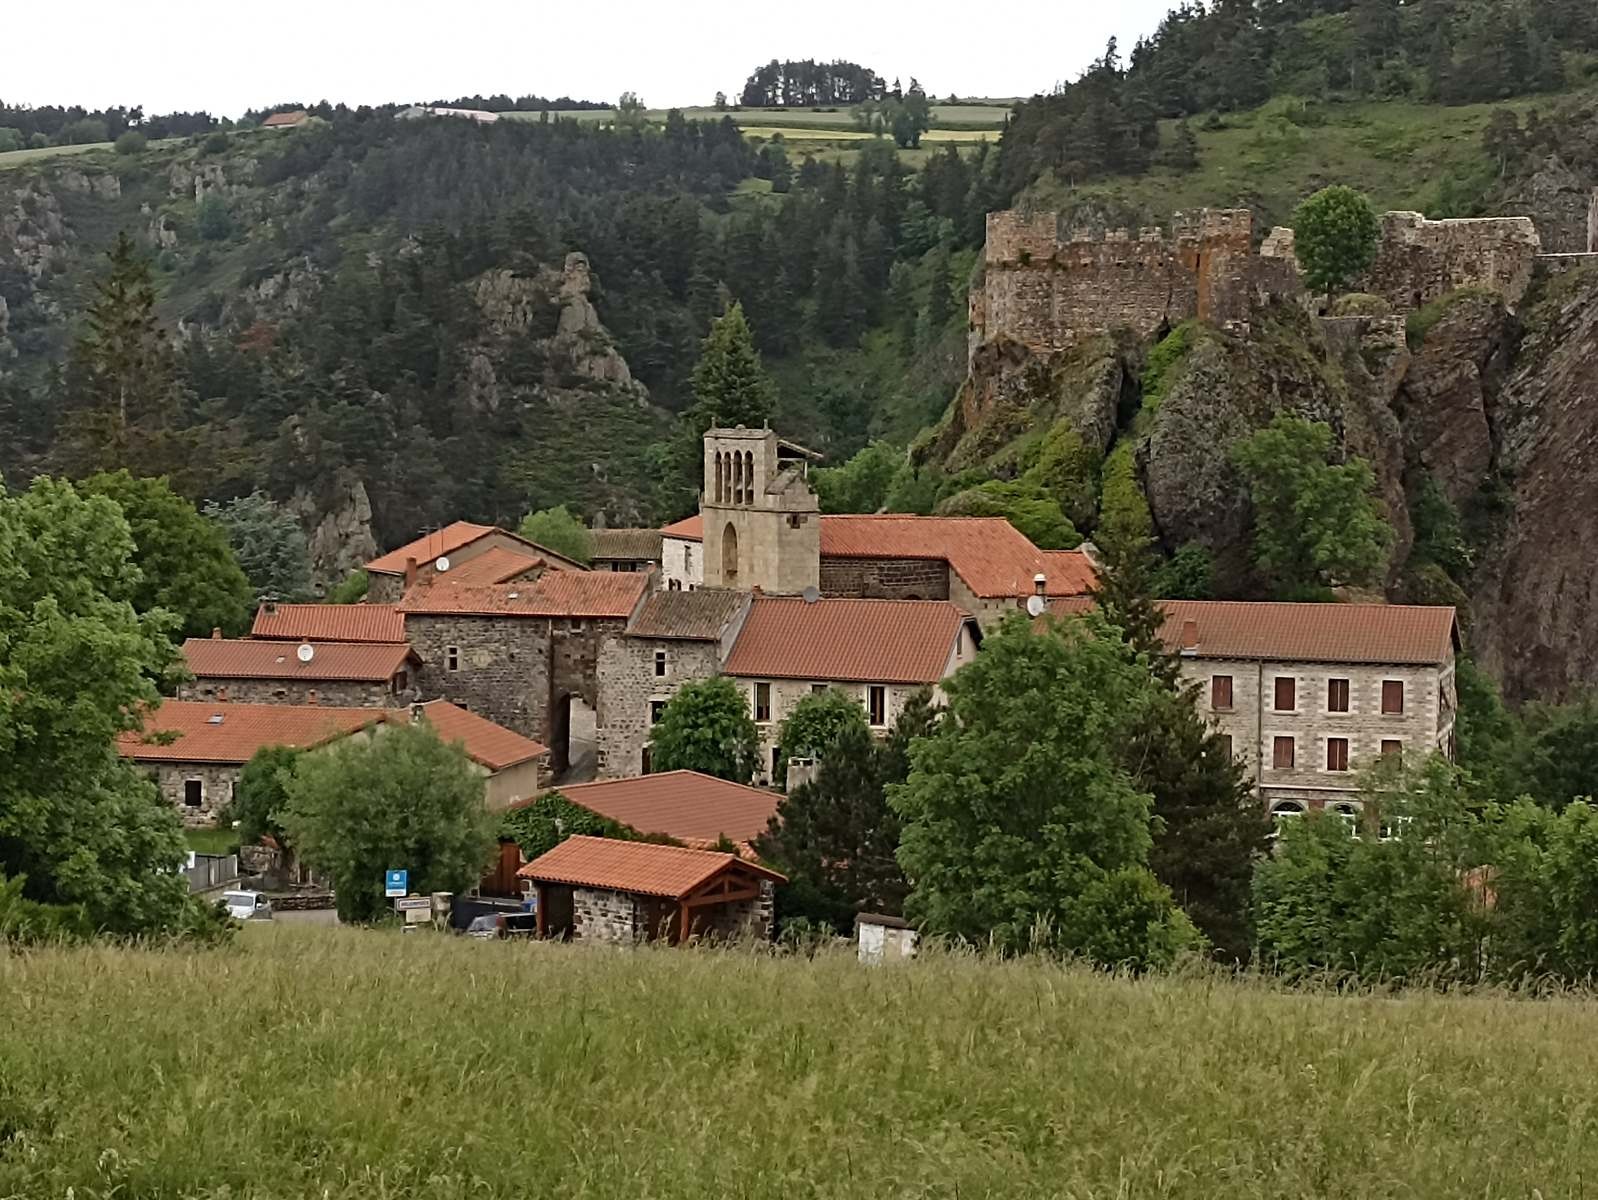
[118,699,547,827]
[517,835,784,944]
[700,427,822,594]
[1355,211,1542,313]
[594,589,751,778]
[660,517,703,591]
[722,596,981,785]
[1053,598,1459,818]
[398,570,650,769]
[364,520,584,603]
[180,635,420,707]
[590,528,664,575]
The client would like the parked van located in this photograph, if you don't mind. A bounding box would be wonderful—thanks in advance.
[222,890,273,921]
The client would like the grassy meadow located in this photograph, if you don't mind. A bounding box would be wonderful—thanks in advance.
[3,926,1597,1198]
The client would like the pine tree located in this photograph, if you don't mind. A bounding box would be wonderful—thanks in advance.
[688,302,775,429]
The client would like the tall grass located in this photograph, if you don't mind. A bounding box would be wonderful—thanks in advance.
[3,927,1596,1197]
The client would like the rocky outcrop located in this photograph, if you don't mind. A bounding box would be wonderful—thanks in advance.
[291,471,378,589]
[1469,267,1598,703]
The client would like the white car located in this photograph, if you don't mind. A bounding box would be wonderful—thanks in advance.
[222,890,273,921]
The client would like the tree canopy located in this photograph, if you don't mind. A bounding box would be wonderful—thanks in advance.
[204,490,313,605]
[775,687,870,787]
[648,677,760,783]
[224,745,300,847]
[518,504,592,565]
[279,722,496,922]
[1292,186,1382,295]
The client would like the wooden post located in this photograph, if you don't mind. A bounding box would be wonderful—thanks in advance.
[678,900,691,945]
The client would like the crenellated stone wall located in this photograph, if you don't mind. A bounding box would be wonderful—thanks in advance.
[1358,212,1541,313]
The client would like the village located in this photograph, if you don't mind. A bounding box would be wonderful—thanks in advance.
[123,423,1460,948]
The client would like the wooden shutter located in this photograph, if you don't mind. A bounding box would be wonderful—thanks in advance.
[1211,675,1233,710]
[1274,676,1296,712]
[1326,738,1349,772]
[1382,680,1405,714]
[1327,678,1349,713]
[1272,736,1295,769]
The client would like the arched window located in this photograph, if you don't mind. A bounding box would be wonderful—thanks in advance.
[714,452,724,503]
[721,522,739,583]
[744,451,755,504]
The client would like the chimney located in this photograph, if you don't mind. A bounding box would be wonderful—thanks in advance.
[410,702,426,725]
[1033,572,1047,596]
[403,556,419,589]
[1180,619,1200,654]
[211,627,222,640]
[264,600,277,615]
[306,688,319,706]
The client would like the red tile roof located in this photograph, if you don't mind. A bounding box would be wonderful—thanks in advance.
[398,570,648,619]
[660,515,703,543]
[537,771,777,846]
[436,545,546,587]
[1038,550,1099,596]
[183,638,416,682]
[118,701,383,764]
[724,597,971,684]
[366,521,497,575]
[261,110,308,127]
[821,515,1096,598]
[516,835,784,898]
[411,700,546,769]
[252,603,406,644]
[1046,599,1459,666]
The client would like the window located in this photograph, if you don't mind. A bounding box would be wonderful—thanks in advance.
[1327,678,1350,713]
[1382,680,1405,715]
[654,650,667,678]
[1330,801,1362,838]
[1269,800,1306,836]
[394,671,409,693]
[668,578,682,592]
[1381,738,1403,762]
[1326,737,1349,772]
[446,646,460,671]
[1274,676,1296,712]
[649,700,667,725]
[641,747,652,775]
[867,685,887,727]
[183,779,203,808]
[683,547,692,572]
[754,682,771,723]
[811,683,828,695]
[771,746,782,781]
[1211,675,1233,711]
[1272,736,1295,769]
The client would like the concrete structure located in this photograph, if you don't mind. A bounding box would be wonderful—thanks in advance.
[700,427,821,594]
[857,913,918,964]
[518,836,784,944]
[1053,599,1460,817]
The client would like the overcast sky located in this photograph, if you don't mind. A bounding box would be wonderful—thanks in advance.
[10,1,1176,117]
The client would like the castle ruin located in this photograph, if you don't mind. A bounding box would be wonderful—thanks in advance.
[971,203,1593,360]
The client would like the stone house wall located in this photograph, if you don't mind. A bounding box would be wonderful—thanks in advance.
[1181,655,1456,811]
[661,536,702,590]
[819,556,951,601]
[573,886,640,943]
[179,677,408,707]
[699,880,775,941]
[367,573,404,604]
[147,762,242,828]
[404,614,550,738]
[595,635,724,778]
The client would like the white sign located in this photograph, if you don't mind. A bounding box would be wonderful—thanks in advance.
[394,896,430,911]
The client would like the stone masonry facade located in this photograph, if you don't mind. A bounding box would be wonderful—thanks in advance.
[571,882,776,944]
[573,886,643,943]
[595,636,724,778]
[819,556,951,601]
[147,762,241,828]
[178,678,407,707]
[1182,657,1457,812]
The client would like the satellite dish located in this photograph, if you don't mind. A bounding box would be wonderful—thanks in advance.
[800,585,821,605]
[435,555,452,572]
[1025,594,1047,618]
[296,643,315,663]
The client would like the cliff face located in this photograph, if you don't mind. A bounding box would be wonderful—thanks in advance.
[933,265,1598,702]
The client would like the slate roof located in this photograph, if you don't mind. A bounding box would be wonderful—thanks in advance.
[626,589,747,641]
[535,771,777,846]
[592,529,664,561]
[251,603,406,644]
[398,570,648,619]
[723,597,970,684]
[516,835,785,898]
[1046,599,1459,666]
[183,638,416,682]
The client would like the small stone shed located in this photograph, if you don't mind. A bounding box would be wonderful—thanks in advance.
[517,836,785,945]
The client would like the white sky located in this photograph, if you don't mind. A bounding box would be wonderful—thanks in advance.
[7,1,1175,118]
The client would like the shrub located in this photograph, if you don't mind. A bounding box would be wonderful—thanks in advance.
[114,131,148,156]
[196,194,233,242]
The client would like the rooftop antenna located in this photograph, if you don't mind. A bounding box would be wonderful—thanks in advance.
[1025,594,1047,618]
[296,643,315,663]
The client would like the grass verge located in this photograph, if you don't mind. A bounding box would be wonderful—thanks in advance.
[2,927,1596,1197]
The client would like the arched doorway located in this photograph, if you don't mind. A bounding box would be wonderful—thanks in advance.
[551,692,598,783]
[721,522,739,585]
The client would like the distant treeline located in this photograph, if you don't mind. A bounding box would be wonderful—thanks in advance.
[420,94,611,112]
[739,60,890,108]
[0,103,219,146]
[998,0,1598,199]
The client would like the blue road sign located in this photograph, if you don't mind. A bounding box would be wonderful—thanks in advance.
[385,869,408,898]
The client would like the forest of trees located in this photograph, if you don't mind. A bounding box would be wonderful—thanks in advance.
[738,59,889,108]
[0,102,219,148]
[997,0,1598,198]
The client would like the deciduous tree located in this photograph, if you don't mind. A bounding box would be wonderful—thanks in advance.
[648,677,760,783]
[1292,186,1381,295]
[775,687,870,787]
[204,490,313,604]
[518,504,592,564]
[224,745,300,846]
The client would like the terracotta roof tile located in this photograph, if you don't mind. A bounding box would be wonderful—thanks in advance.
[117,700,383,764]
[183,638,416,682]
[436,545,545,587]
[820,515,1097,599]
[626,589,747,640]
[251,603,406,644]
[410,700,546,769]
[516,835,784,898]
[660,515,704,542]
[535,771,777,845]
[724,596,971,684]
[399,570,648,619]
[592,529,664,560]
[1046,599,1459,665]
[366,521,497,575]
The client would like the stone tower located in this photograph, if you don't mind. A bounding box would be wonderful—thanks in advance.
[700,427,820,594]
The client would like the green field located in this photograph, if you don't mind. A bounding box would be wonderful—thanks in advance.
[0,141,115,170]
[3,927,1596,1198]
[532,103,1013,130]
